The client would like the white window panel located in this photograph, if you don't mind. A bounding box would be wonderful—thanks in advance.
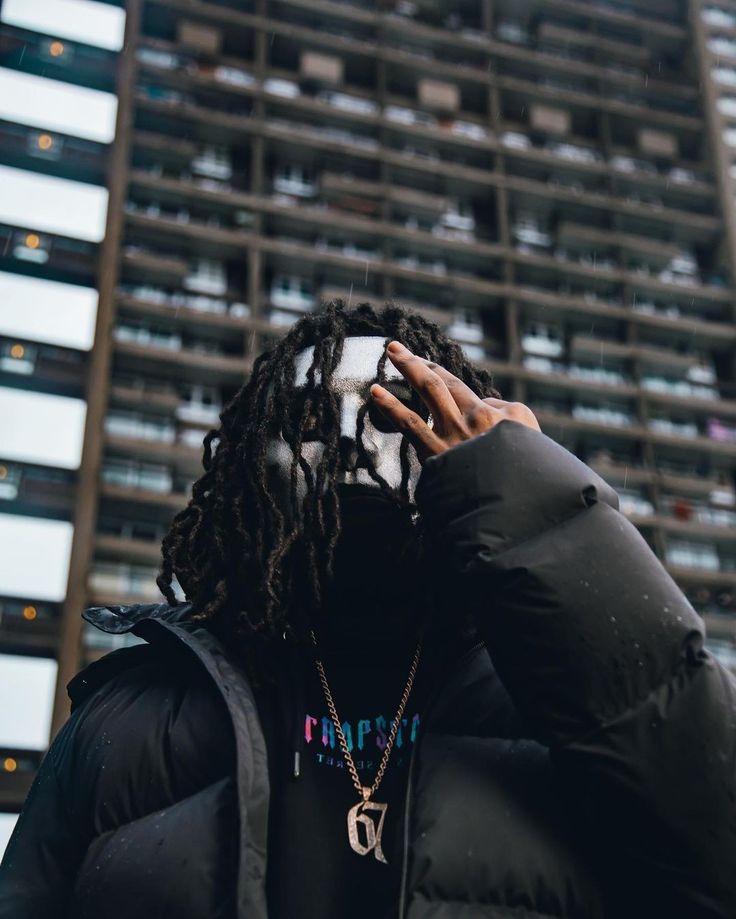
[0,515,73,602]
[0,272,97,350]
[0,387,86,469]
[1,0,125,51]
[0,814,19,863]
[0,68,117,143]
[0,165,108,242]
[0,653,58,749]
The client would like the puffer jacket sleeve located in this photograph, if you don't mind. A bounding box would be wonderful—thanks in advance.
[415,419,736,918]
[0,712,90,918]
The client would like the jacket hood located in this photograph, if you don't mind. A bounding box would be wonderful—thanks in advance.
[82,600,196,634]
[67,601,214,713]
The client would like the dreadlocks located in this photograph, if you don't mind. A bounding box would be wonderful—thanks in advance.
[156,299,500,658]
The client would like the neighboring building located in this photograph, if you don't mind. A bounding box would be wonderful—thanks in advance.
[0,0,125,845]
[1,0,736,831]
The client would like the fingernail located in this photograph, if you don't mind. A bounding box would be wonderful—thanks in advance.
[387,341,404,353]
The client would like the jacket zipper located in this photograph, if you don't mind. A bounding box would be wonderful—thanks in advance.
[397,640,485,918]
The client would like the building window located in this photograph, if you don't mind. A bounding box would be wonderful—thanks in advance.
[0,653,58,749]
[0,68,117,144]
[0,165,108,243]
[0,387,86,469]
[1,0,125,52]
[0,515,73,602]
[0,272,97,350]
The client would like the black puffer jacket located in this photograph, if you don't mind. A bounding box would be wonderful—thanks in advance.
[2,421,735,918]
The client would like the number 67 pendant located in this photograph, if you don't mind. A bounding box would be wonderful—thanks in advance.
[347,798,388,863]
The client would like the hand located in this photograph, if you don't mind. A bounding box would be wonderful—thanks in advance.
[370,340,541,463]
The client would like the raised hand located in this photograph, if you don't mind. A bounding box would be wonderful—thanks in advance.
[370,340,541,463]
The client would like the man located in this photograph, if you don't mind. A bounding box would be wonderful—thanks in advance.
[1,299,735,918]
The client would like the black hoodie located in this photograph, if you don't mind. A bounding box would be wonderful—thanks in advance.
[263,479,474,918]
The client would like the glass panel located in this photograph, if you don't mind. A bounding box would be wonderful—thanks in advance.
[0,271,97,350]
[1,0,125,51]
[0,515,73,601]
[0,653,58,748]
[0,165,108,242]
[0,387,87,469]
[0,68,117,143]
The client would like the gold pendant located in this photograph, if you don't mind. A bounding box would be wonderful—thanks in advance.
[347,798,388,863]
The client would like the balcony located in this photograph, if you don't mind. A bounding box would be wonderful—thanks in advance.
[87,561,181,606]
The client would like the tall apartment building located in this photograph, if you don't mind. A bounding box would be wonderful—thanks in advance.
[1,0,736,833]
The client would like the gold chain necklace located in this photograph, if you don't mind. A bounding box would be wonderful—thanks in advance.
[310,629,423,865]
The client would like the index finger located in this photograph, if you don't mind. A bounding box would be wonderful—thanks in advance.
[406,351,486,413]
[385,342,463,424]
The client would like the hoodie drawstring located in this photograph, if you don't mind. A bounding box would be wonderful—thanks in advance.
[285,639,305,780]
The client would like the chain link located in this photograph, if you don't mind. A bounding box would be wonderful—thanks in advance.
[310,630,422,801]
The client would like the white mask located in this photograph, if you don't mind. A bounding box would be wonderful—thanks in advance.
[264,335,424,526]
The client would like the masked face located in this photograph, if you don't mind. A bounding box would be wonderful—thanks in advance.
[264,335,424,527]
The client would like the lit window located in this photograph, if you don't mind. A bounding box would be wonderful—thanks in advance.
[0,341,36,374]
[48,40,65,57]
[28,131,61,162]
[1,0,125,52]
[0,271,97,350]
[0,463,21,501]
[0,68,117,143]
[12,231,50,264]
